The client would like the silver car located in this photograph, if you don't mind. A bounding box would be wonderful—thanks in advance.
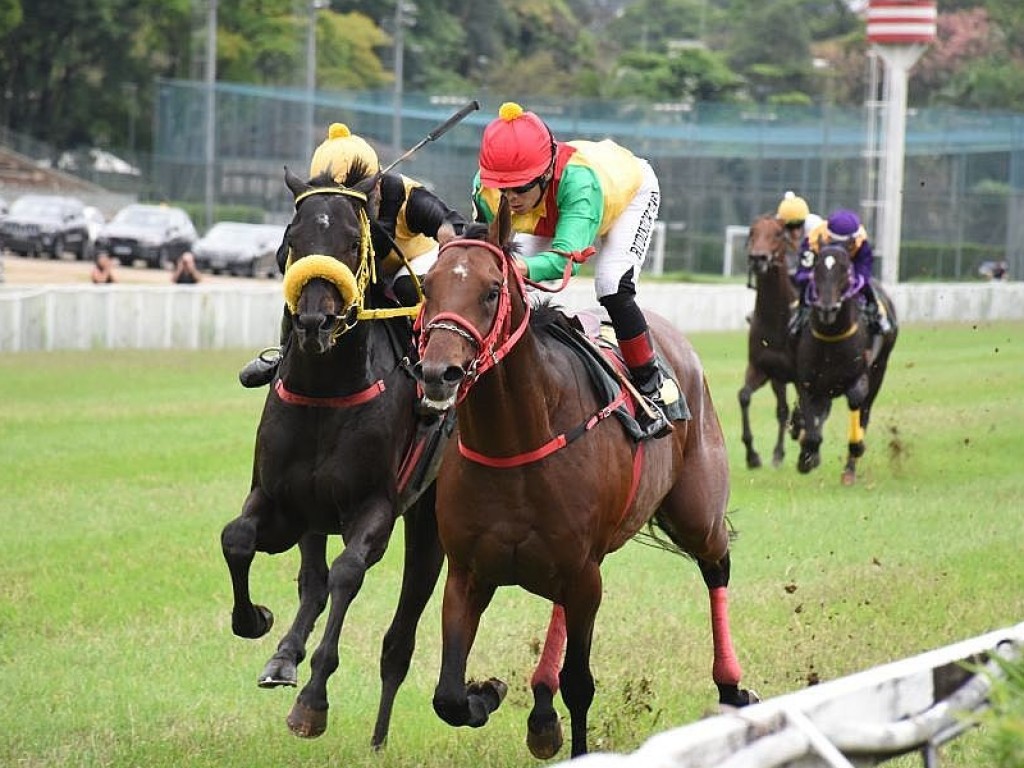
[192,222,285,278]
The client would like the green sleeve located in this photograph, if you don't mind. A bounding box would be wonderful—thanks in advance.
[524,164,602,282]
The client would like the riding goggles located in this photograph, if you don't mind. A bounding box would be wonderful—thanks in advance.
[500,175,545,196]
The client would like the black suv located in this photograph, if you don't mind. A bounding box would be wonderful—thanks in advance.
[97,204,198,269]
[0,194,96,260]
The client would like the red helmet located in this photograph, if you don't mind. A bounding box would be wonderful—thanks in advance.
[479,102,554,187]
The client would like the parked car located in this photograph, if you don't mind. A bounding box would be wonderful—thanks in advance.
[0,194,97,260]
[192,221,285,278]
[97,204,197,269]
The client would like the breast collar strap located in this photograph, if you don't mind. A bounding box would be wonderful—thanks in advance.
[274,377,386,408]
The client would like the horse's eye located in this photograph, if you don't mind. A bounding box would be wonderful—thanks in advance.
[485,285,500,303]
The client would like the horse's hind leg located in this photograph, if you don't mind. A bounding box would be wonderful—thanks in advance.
[259,532,328,688]
[221,487,294,639]
[288,502,397,739]
[527,604,566,759]
[697,554,757,708]
[433,563,504,729]
[660,421,756,709]
[371,490,445,750]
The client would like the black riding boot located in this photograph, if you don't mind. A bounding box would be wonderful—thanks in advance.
[629,361,675,440]
[861,282,891,334]
[238,308,289,388]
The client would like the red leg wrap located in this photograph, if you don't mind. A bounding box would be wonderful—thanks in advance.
[710,587,742,685]
[530,604,566,694]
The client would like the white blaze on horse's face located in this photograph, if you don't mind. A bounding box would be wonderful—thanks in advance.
[824,254,836,271]
[451,260,469,281]
[315,212,330,230]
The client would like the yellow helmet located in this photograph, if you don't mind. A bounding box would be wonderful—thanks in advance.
[309,123,380,183]
[776,190,810,225]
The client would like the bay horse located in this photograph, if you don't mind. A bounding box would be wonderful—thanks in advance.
[738,214,798,469]
[414,199,756,759]
[219,165,446,746]
[792,242,898,484]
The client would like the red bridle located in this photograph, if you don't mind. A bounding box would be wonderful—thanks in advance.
[415,238,531,404]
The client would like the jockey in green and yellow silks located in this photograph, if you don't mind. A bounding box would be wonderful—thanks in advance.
[472,101,674,440]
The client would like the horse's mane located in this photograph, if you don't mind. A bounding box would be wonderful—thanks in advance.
[458,223,565,331]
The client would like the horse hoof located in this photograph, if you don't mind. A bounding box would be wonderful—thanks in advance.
[232,604,274,639]
[258,656,298,688]
[747,454,762,470]
[718,685,760,711]
[287,700,327,738]
[467,677,508,712]
[841,469,856,486]
[527,715,564,759]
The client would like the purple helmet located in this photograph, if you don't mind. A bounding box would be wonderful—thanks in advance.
[826,209,861,242]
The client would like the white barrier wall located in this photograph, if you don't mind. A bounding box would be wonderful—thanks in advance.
[1,281,1022,353]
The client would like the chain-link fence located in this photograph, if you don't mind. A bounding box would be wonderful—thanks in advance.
[135,82,1024,281]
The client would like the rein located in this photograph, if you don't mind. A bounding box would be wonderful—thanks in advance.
[808,263,865,343]
[418,237,627,468]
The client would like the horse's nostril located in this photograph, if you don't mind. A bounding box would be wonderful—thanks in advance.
[441,365,466,385]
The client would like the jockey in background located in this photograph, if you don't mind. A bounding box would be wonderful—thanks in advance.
[238,122,467,388]
[473,101,675,439]
[775,190,822,281]
[790,208,892,338]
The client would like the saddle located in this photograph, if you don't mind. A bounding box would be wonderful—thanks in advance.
[548,308,690,442]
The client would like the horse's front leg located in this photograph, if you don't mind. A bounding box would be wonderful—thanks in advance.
[287,501,397,739]
[841,375,871,484]
[796,395,828,474]
[259,532,328,688]
[371,488,445,750]
[527,604,566,759]
[432,562,503,729]
[221,487,296,639]
[738,366,767,469]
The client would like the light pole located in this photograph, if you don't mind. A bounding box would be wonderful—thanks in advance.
[204,0,217,232]
[392,2,417,160]
[306,0,329,156]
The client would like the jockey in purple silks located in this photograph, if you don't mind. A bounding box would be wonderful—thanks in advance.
[790,208,892,337]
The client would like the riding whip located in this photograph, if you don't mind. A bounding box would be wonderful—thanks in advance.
[381,100,480,174]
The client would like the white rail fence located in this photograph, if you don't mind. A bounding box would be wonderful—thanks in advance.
[1,281,1023,353]
[559,622,1024,768]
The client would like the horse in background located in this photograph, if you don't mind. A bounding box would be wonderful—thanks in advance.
[738,214,798,469]
[220,166,446,746]
[414,201,756,759]
[792,242,898,484]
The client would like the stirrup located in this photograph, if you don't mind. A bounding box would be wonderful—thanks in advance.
[636,397,673,439]
[238,347,281,388]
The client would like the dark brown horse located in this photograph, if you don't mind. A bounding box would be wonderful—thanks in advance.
[792,242,898,484]
[739,214,798,469]
[413,200,756,759]
[219,166,445,745]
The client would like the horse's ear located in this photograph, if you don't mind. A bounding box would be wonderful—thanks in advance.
[491,195,513,249]
[354,172,381,216]
[284,166,307,198]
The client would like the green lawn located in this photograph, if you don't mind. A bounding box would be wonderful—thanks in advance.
[1,322,1021,767]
